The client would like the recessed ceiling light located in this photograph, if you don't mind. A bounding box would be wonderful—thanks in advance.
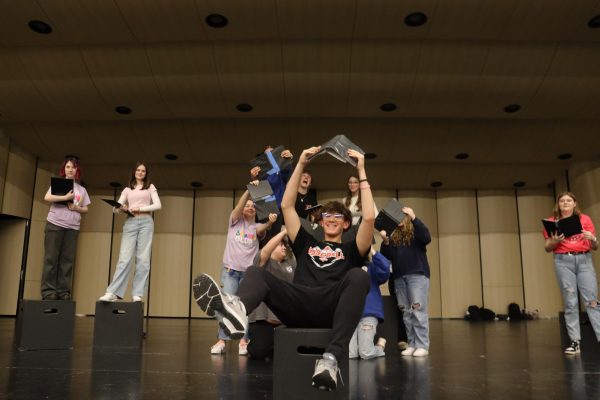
[404,12,428,27]
[115,106,132,115]
[205,14,228,28]
[236,103,253,112]
[380,103,397,112]
[588,14,600,28]
[28,20,52,34]
[164,154,178,161]
[430,181,443,188]
[191,181,203,188]
[513,181,526,188]
[455,153,469,160]
[503,104,521,113]
[364,153,377,160]
[557,153,572,160]
[109,181,122,188]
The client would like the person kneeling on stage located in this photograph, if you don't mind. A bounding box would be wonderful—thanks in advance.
[193,145,375,391]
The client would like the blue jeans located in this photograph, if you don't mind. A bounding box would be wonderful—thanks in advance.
[554,253,600,342]
[218,267,248,340]
[107,216,154,298]
[394,274,430,350]
[349,316,384,359]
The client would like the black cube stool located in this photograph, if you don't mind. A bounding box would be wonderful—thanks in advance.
[94,301,144,349]
[559,311,600,351]
[273,327,349,399]
[15,299,75,351]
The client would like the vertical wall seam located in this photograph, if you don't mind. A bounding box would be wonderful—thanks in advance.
[515,189,526,309]
[475,189,484,307]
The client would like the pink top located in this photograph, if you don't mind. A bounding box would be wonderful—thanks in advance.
[117,184,161,212]
[46,182,91,230]
[543,214,595,253]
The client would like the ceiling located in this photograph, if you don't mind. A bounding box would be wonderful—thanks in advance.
[1,0,599,190]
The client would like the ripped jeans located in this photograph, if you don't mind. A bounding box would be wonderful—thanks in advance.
[554,253,600,342]
[349,316,384,359]
[394,274,430,350]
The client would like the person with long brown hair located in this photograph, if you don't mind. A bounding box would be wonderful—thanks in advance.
[380,206,432,357]
[544,191,599,354]
[41,156,91,300]
[99,162,161,303]
[343,175,378,226]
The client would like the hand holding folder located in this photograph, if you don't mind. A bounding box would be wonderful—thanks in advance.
[306,135,365,166]
[102,199,134,216]
[249,145,293,180]
[375,199,407,234]
[246,181,280,222]
[50,177,74,205]
[542,214,583,238]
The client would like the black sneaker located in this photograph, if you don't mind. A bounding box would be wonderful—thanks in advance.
[312,352,339,391]
[192,274,248,340]
[564,340,580,355]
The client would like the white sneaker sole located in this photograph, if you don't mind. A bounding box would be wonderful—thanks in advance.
[192,274,247,340]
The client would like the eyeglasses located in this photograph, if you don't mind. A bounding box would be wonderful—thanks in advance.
[321,213,344,220]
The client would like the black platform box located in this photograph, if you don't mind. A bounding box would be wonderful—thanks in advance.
[273,327,349,399]
[15,299,75,351]
[93,301,144,349]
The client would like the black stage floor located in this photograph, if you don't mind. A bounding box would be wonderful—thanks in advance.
[1,317,599,400]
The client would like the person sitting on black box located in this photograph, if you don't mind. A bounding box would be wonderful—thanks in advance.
[193,145,375,391]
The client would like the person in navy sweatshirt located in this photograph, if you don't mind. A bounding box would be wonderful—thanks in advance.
[380,206,432,357]
[349,247,391,359]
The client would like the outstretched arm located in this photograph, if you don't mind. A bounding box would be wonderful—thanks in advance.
[351,150,374,256]
[281,146,321,243]
[231,190,250,223]
[258,227,288,266]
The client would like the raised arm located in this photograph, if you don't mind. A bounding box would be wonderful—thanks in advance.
[231,190,251,223]
[351,150,375,256]
[281,146,321,243]
[258,228,288,266]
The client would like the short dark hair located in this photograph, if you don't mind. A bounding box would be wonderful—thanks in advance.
[320,200,351,223]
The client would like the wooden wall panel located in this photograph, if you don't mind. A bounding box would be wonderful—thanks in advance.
[73,192,113,315]
[1,143,36,218]
[149,192,193,317]
[0,132,9,208]
[0,219,26,315]
[517,189,562,316]
[397,190,441,318]
[478,190,524,313]
[437,191,482,318]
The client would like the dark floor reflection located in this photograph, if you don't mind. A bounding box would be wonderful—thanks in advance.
[1,317,600,399]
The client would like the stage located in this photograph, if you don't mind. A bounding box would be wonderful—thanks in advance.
[0,317,598,399]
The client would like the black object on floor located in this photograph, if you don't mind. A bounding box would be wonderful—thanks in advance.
[93,301,144,349]
[15,299,75,351]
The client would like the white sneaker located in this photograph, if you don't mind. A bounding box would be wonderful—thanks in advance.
[239,340,249,356]
[401,347,415,356]
[413,348,429,357]
[312,352,339,390]
[192,274,248,340]
[99,293,118,302]
[211,341,226,354]
[376,337,387,350]
[132,296,142,302]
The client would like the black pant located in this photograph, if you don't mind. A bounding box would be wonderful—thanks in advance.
[248,321,278,360]
[236,266,370,361]
[41,222,79,299]
[388,274,408,342]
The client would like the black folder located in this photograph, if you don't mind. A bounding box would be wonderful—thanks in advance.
[247,181,280,222]
[375,199,407,234]
[307,135,365,166]
[542,215,583,238]
[102,199,134,216]
[249,145,293,180]
[50,177,73,205]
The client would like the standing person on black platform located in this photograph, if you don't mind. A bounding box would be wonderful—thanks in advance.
[41,156,91,301]
[295,170,317,220]
[380,207,432,357]
[544,191,600,354]
[193,146,375,391]
[99,162,161,303]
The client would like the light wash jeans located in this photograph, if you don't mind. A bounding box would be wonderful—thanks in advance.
[218,266,249,341]
[349,316,385,359]
[554,252,600,342]
[107,215,154,298]
[395,274,430,350]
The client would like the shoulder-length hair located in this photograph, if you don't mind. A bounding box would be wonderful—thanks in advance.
[553,191,581,219]
[128,162,151,190]
[59,156,82,182]
[344,175,361,211]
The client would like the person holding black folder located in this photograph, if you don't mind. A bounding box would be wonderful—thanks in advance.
[99,163,161,303]
[380,207,432,358]
[543,191,600,355]
[193,145,375,391]
[41,156,91,301]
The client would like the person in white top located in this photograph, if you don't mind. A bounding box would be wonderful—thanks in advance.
[99,163,162,302]
[343,175,378,226]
